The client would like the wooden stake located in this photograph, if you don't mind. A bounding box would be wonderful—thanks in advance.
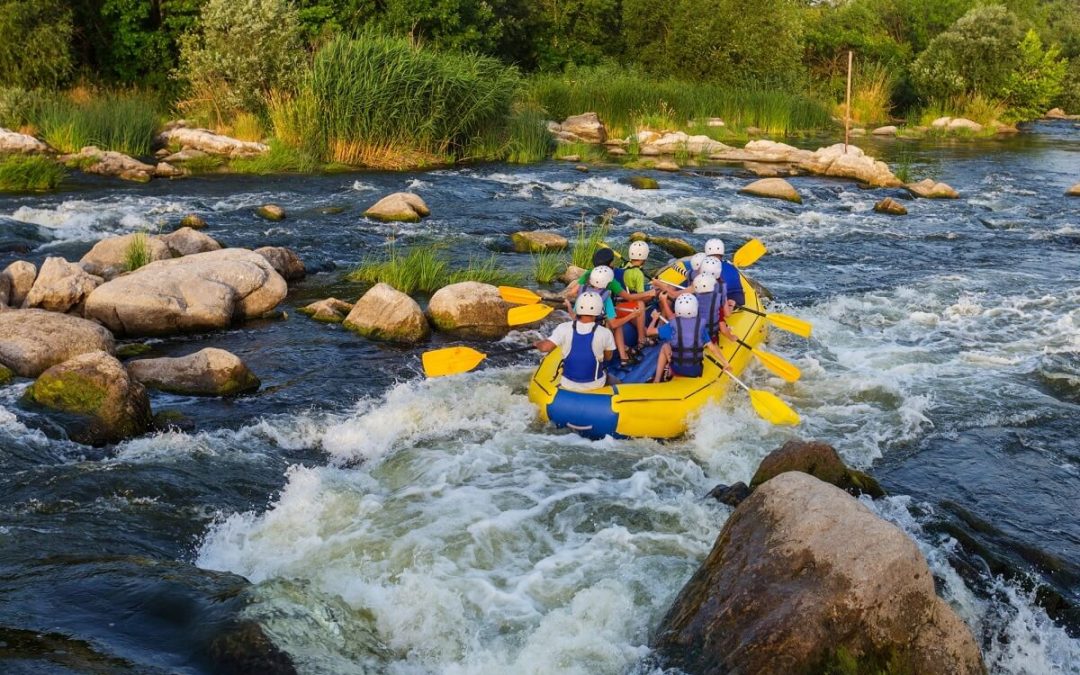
[844,50,853,154]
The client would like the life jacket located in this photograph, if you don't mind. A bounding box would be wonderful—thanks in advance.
[720,260,745,306]
[576,283,612,307]
[612,266,626,286]
[695,288,722,341]
[562,321,603,383]
[669,314,706,377]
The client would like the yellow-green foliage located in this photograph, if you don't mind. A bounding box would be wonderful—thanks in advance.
[0,155,64,191]
[123,233,151,271]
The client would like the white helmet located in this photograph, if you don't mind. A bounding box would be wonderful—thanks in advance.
[692,273,717,294]
[628,240,650,261]
[705,238,725,257]
[689,252,707,271]
[588,265,614,289]
[674,293,699,318]
[574,291,604,317]
[699,256,723,279]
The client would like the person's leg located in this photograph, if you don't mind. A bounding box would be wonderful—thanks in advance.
[653,344,671,383]
[614,324,630,361]
[633,301,647,343]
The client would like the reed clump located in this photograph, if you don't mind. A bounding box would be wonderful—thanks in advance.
[34,91,160,156]
[0,155,65,191]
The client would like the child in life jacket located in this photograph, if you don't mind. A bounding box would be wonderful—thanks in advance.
[647,293,730,383]
[567,263,652,367]
[535,291,616,392]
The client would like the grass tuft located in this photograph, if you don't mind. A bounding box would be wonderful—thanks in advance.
[0,155,65,191]
[532,250,565,284]
[123,233,151,272]
[570,209,616,269]
[449,255,523,286]
[347,243,450,295]
[229,140,319,174]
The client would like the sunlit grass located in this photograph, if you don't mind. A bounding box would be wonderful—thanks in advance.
[35,91,160,156]
[532,250,565,284]
[570,209,615,269]
[0,155,64,191]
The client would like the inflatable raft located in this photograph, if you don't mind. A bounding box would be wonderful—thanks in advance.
[528,270,767,439]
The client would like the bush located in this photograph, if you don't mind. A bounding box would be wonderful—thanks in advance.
[34,92,160,156]
[0,0,73,89]
[177,0,306,126]
[0,155,64,191]
[0,87,49,130]
[1003,30,1067,120]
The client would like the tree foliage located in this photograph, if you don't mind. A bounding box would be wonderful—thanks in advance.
[0,0,73,89]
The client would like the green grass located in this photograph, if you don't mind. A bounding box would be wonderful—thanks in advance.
[532,250,565,284]
[448,255,523,286]
[0,155,64,191]
[554,141,606,162]
[347,244,450,295]
[34,92,160,156]
[229,140,320,174]
[179,154,225,173]
[123,233,151,272]
[570,209,615,269]
[504,105,554,164]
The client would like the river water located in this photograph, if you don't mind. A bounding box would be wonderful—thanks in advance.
[0,123,1077,674]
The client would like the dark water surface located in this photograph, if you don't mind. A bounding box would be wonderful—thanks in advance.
[0,123,1077,673]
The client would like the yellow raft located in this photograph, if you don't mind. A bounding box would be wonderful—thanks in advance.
[527,270,767,439]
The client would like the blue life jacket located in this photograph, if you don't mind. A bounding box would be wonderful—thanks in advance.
[562,321,603,383]
[669,314,706,377]
[695,289,722,340]
[612,266,626,286]
[721,260,744,306]
[576,284,612,306]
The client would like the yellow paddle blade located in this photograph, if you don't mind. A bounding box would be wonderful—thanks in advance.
[751,346,801,382]
[498,285,543,305]
[748,389,801,426]
[508,303,554,326]
[765,312,813,339]
[732,238,767,268]
[422,346,487,378]
[656,266,688,287]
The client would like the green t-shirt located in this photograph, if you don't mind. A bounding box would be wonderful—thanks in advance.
[621,266,646,293]
[577,268,625,295]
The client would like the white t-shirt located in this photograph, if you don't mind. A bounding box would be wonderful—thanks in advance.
[547,320,616,391]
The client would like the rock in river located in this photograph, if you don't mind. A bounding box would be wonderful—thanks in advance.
[0,309,115,377]
[0,260,37,307]
[1067,182,1080,197]
[739,177,802,203]
[255,246,306,282]
[874,197,908,215]
[127,347,260,396]
[25,257,103,313]
[511,231,568,253]
[84,248,288,337]
[627,176,659,190]
[256,204,286,221]
[160,227,222,257]
[343,283,429,343]
[80,233,173,279]
[0,127,51,154]
[652,472,985,675]
[555,112,607,144]
[299,297,353,323]
[363,192,430,223]
[26,351,152,445]
[908,178,959,199]
[750,439,884,497]
[427,282,510,339]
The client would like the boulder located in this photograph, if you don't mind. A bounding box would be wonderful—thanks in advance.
[710,140,809,164]
[80,233,173,279]
[179,214,208,230]
[655,160,680,172]
[931,116,952,129]
[993,122,1020,134]
[558,113,607,144]
[156,126,268,158]
[947,118,983,133]
[1,261,36,307]
[256,204,286,221]
[127,347,260,396]
[0,127,51,154]
[298,297,353,323]
[908,178,959,199]
[511,231,568,253]
[160,227,222,257]
[427,282,509,339]
[363,192,430,223]
[1045,107,1067,119]
[61,146,157,182]
[0,309,115,377]
[636,130,661,145]
[560,154,581,162]
[154,162,184,178]
[749,439,884,498]
[652,472,985,675]
[0,364,11,385]
[25,257,103,313]
[640,146,661,157]
[1066,182,1080,197]
[874,197,908,215]
[799,143,902,187]
[84,248,288,337]
[740,177,802,203]
[642,131,729,156]
[163,148,209,164]
[628,176,659,190]
[254,246,306,282]
[26,351,152,445]
[343,283,429,343]
[560,264,587,285]
[574,164,589,173]
[871,125,898,136]
[705,481,750,507]
[632,233,695,258]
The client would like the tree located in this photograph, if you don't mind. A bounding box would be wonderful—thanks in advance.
[535,0,624,71]
[1003,29,1066,119]
[0,0,73,89]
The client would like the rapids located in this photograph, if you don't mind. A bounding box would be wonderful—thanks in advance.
[0,123,1077,673]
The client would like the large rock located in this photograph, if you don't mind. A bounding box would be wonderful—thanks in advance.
[160,227,222,257]
[0,309,115,377]
[343,283,429,343]
[871,125,898,136]
[363,193,430,223]
[750,439,884,497]
[642,131,729,156]
[628,176,659,190]
[0,127,51,154]
[1,261,36,307]
[798,143,902,187]
[908,178,959,199]
[26,351,151,445]
[427,282,509,339]
[557,113,607,144]
[711,140,809,164]
[84,248,288,337]
[25,257,103,313]
[179,214,208,230]
[630,232,696,258]
[874,197,908,215]
[156,126,268,158]
[740,177,802,203]
[298,297,353,323]
[511,231,567,253]
[653,472,985,675]
[947,118,983,132]
[127,348,260,396]
[61,146,157,182]
[1066,182,1080,197]
[256,204,286,221]
[254,246,305,281]
[79,233,173,280]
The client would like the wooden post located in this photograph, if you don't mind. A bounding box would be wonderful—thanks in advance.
[844,50,853,154]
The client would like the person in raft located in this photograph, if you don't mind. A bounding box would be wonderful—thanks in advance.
[618,240,654,345]
[534,291,617,392]
[691,271,734,343]
[704,238,745,310]
[566,259,654,367]
[647,293,731,383]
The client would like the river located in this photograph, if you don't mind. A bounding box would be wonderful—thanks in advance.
[0,122,1077,674]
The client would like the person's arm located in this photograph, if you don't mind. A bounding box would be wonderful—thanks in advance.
[609,305,640,329]
[646,311,662,337]
[705,341,731,370]
[603,297,616,321]
[658,292,674,321]
[534,339,557,353]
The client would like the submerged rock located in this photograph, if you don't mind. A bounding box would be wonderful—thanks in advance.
[0,260,37,307]
[740,177,802,203]
[750,439,884,498]
[207,620,297,675]
[511,231,568,253]
[874,197,908,215]
[80,233,172,279]
[127,347,260,396]
[908,178,959,199]
[254,246,306,282]
[363,192,430,223]
[343,283,429,343]
[0,309,115,377]
[298,297,353,323]
[653,472,985,675]
[706,481,750,507]
[627,176,659,190]
[256,204,286,221]
[427,281,510,339]
[25,257,103,313]
[27,351,151,445]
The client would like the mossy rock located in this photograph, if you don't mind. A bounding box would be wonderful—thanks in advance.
[0,364,12,386]
[256,204,286,221]
[647,235,696,258]
[627,175,659,190]
[116,343,153,359]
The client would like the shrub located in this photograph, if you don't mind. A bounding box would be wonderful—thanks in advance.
[0,0,73,89]
[34,92,160,156]
[1003,30,1067,121]
[177,0,306,126]
[123,233,151,271]
[839,62,894,126]
[0,87,49,130]
[0,155,64,191]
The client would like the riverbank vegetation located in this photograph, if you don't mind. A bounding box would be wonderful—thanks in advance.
[348,243,521,294]
[0,154,64,191]
[0,0,1077,176]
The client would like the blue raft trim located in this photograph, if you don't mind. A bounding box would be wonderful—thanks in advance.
[546,389,622,439]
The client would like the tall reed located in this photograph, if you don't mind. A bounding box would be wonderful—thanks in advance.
[570,209,616,269]
[0,155,65,191]
[34,92,160,156]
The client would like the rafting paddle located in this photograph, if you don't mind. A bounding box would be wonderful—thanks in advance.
[508,303,555,326]
[422,344,537,377]
[726,372,801,426]
[735,338,801,382]
[732,238,767,268]
[736,306,812,339]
